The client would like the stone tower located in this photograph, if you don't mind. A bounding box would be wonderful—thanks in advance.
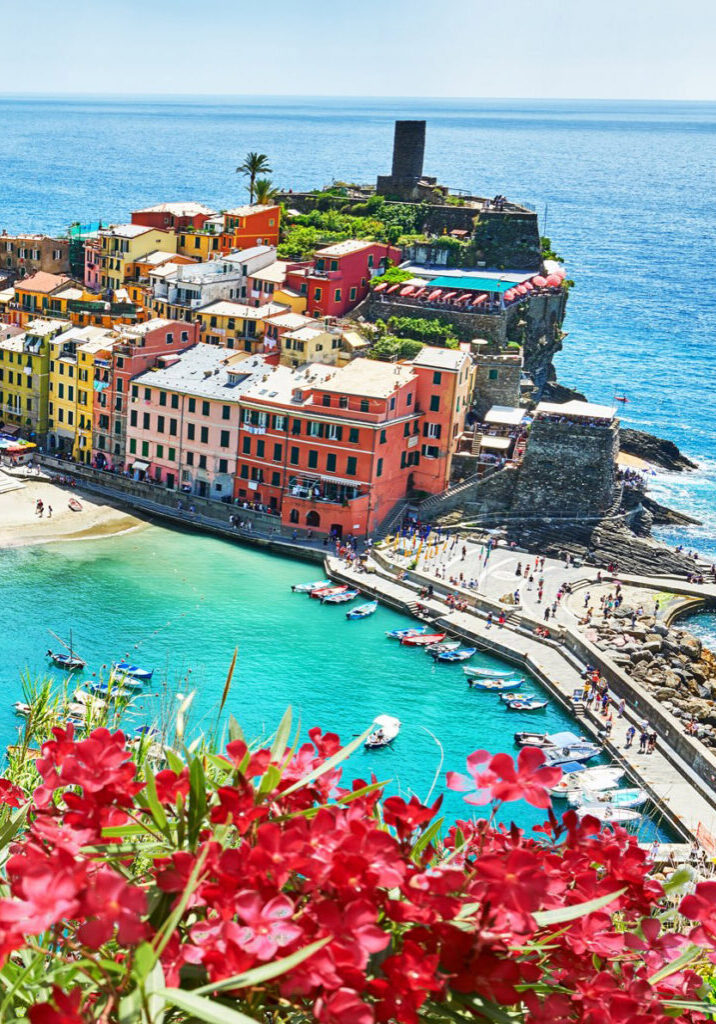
[377,119,436,199]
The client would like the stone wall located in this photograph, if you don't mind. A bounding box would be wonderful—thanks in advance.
[364,293,507,344]
[511,291,569,394]
[472,352,522,417]
[510,420,619,516]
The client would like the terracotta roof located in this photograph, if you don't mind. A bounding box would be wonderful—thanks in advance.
[15,272,72,294]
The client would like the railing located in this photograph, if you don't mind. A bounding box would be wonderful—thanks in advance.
[417,464,504,515]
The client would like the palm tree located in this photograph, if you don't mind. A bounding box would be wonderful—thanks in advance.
[236,152,272,204]
[253,178,278,206]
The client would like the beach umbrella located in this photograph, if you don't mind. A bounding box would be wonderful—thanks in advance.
[522,280,534,290]
[516,285,528,295]
[554,267,567,278]
[504,290,515,302]
[545,274,563,287]
[532,275,547,287]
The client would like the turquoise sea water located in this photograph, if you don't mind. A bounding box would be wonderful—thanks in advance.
[0,526,670,838]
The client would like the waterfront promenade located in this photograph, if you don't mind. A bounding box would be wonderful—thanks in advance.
[326,544,716,846]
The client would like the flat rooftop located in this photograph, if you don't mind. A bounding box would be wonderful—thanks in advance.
[133,344,269,401]
[198,300,287,320]
[316,239,373,258]
[264,312,314,331]
[536,400,615,421]
[101,223,159,239]
[249,261,287,284]
[225,204,279,217]
[133,202,216,217]
[411,345,468,371]
[484,405,526,426]
[318,357,415,398]
[240,362,335,406]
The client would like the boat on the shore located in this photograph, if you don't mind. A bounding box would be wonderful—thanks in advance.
[505,698,548,711]
[292,579,331,593]
[576,805,641,824]
[68,497,83,512]
[468,677,523,690]
[549,765,625,798]
[433,647,477,663]
[112,661,153,681]
[569,787,647,810]
[311,585,347,599]
[346,601,378,620]
[364,714,401,749]
[400,632,446,647]
[469,668,516,678]
[322,589,359,604]
[386,626,428,640]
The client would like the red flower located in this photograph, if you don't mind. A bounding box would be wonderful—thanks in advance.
[314,987,374,1024]
[382,795,441,841]
[447,748,560,808]
[680,879,716,943]
[0,779,25,808]
[28,986,86,1024]
[234,891,302,960]
[446,750,497,805]
[77,869,148,947]
[153,768,190,805]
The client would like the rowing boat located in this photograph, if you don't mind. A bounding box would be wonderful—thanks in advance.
[386,627,428,640]
[469,668,516,678]
[549,765,624,798]
[112,661,154,681]
[505,698,548,711]
[47,651,85,671]
[468,677,523,690]
[569,787,647,809]
[292,579,331,593]
[425,640,460,654]
[346,601,378,620]
[310,585,347,599]
[364,714,401,749]
[400,632,446,647]
[576,805,641,824]
[433,647,477,663]
[322,589,359,604]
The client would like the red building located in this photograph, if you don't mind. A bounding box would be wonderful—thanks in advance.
[131,202,217,232]
[92,317,200,470]
[222,205,281,250]
[286,240,401,319]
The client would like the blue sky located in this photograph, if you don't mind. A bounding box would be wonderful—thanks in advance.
[2,0,715,100]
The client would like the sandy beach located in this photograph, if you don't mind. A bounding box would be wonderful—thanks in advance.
[0,471,146,550]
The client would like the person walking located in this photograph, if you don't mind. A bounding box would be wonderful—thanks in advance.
[639,729,649,754]
[625,725,636,748]
[47,505,52,518]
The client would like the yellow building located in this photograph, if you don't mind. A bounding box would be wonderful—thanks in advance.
[196,300,288,353]
[74,328,117,462]
[176,229,223,262]
[99,224,177,293]
[0,318,66,442]
[279,325,344,368]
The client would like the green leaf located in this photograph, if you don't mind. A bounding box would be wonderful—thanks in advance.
[118,988,143,1024]
[662,866,694,895]
[192,937,330,995]
[258,764,282,796]
[532,888,627,927]
[100,823,151,839]
[152,844,210,961]
[228,714,244,744]
[187,756,208,846]
[269,706,292,764]
[0,807,27,852]
[158,989,259,1023]
[648,943,702,986]
[142,768,169,835]
[411,817,444,861]
[164,748,184,774]
[142,958,167,1024]
[281,728,370,796]
[132,942,157,985]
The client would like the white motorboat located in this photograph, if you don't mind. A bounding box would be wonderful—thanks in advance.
[576,805,642,824]
[365,714,401,749]
[425,640,461,654]
[569,787,647,810]
[550,765,624,798]
[467,667,516,678]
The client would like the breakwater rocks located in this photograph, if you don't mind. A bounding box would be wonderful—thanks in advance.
[591,613,716,746]
[620,428,698,472]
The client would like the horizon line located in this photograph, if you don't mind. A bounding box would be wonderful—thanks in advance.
[0,91,715,104]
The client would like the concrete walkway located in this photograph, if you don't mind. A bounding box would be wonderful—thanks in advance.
[327,553,716,844]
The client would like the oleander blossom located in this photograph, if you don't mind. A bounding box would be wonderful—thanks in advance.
[0,722,709,1022]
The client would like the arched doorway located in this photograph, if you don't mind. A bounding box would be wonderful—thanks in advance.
[330,523,343,538]
[289,509,299,524]
[306,510,320,528]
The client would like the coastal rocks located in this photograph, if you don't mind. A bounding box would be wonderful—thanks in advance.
[679,635,702,660]
[619,427,698,473]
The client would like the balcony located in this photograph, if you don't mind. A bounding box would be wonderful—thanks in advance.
[288,474,365,504]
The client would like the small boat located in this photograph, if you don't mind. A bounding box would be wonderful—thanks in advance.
[506,698,548,711]
[499,692,535,702]
[468,668,516,679]
[311,585,347,599]
[134,725,159,739]
[468,677,523,691]
[68,498,83,512]
[425,640,461,654]
[47,651,85,671]
[364,714,401,749]
[543,743,601,767]
[614,395,629,403]
[322,589,359,604]
[13,702,30,717]
[86,680,140,697]
[386,626,428,640]
[112,661,154,681]
[433,647,477,663]
[569,787,647,810]
[576,805,641,824]
[346,601,378,620]
[292,579,331,593]
[549,765,625,798]
[400,632,446,647]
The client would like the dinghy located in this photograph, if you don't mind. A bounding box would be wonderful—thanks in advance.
[542,743,601,767]
[499,692,535,702]
[425,640,460,654]
[322,589,359,604]
[112,661,154,681]
[468,677,523,691]
[13,702,30,717]
[469,668,516,678]
[346,601,378,620]
[434,647,477,663]
[68,498,83,512]
[364,714,401,749]
[569,787,647,810]
[292,579,331,593]
[506,698,548,711]
[386,627,428,640]
[550,765,625,798]
[401,632,446,647]
[576,805,641,824]
[310,585,347,599]
[47,651,85,671]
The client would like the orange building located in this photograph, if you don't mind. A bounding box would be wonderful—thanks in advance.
[222,205,280,249]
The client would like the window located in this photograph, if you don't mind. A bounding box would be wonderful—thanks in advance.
[130,410,137,427]
[489,369,498,381]
[322,394,331,407]
[220,430,230,448]
[291,419,301,435]
[271,471,281,487]
[159,391,167,406]
[327,424,342,441]
[421,444,440,459]
[360,399,369,413]
[273,443,282,461]
[349,428,359,444]
[289,446,299,466]
[129,439,136,455]
[171,394,179,409]
[168,447,176,461]
[380,429,386,444]
[326,453,336,473]
[308,449,318,469]
[367,254,374,268]
[156,444,164,458]
[256,439,265,458]
[376,458,383,477]
[188,398,196,413]
[339,396,348,409]
[144,387,150,400]
[242,436,251,454]
[141,441,149,458]
[430,395,440,412]
[132,385,138,399]
[143,413,150,429]
[202,401,210,417]
[433,371,442,385]
[187,423,195,441]
[346,456,357,476]
[187,452,194,466]
[334,288,342,302]
[407,392,413,406]
[219,458,228,474]
[166,333,174,344]
[222,404,231,420]
[313,288,322,301]
[349,287,357,301]
[240,465,249,479]
[200,426,209,444]
[169,419,178,436]
[389,396,395,411]
[273,414,286,431]
[157,416,165,433]
[199,455,207,469]
[424,422,442,439]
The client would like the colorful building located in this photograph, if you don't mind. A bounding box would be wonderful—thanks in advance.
[286,240,400,318]
[196,300,288,353]
[278,325,344,368]
[0,233,70,278]
[222,205,280,249]
[0,319,64,441]
[131,202,216,233]
[410,346,474,492]
[99,224,177,293]
[84,239,101,291]
[149,248,275,321]
[127,345,267,495]
[10,272,74,324]
[91,318,199,469]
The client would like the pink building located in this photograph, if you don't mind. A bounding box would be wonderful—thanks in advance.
[84,239,101,291]
[131,202,216,232]
[286,241,400,318]
[126,344,268,496]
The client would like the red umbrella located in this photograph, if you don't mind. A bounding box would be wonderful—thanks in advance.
[516,285,528,295]
[554,267,567,279]
[387,283,401,293]
[532,275,547,288]
[504,290,515,302]
[472,294,486,306]
[522,280,534,291]
[545,274,563,287]
[373,282,387,292]
[427,289,442,301]
[442,291,457,301]
[399,285,415,296]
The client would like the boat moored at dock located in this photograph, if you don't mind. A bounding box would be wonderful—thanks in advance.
[346,601,378,620]
[292,580,331,593]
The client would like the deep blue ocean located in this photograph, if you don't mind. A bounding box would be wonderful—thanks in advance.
[0,96,713,837]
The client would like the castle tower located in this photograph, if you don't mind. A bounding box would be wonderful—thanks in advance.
[391,121,425,181]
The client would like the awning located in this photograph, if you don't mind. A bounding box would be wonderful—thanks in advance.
[480,436,512,451]
[132,460,150,471]
[484,405,525,426]
[320,473,367,487]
